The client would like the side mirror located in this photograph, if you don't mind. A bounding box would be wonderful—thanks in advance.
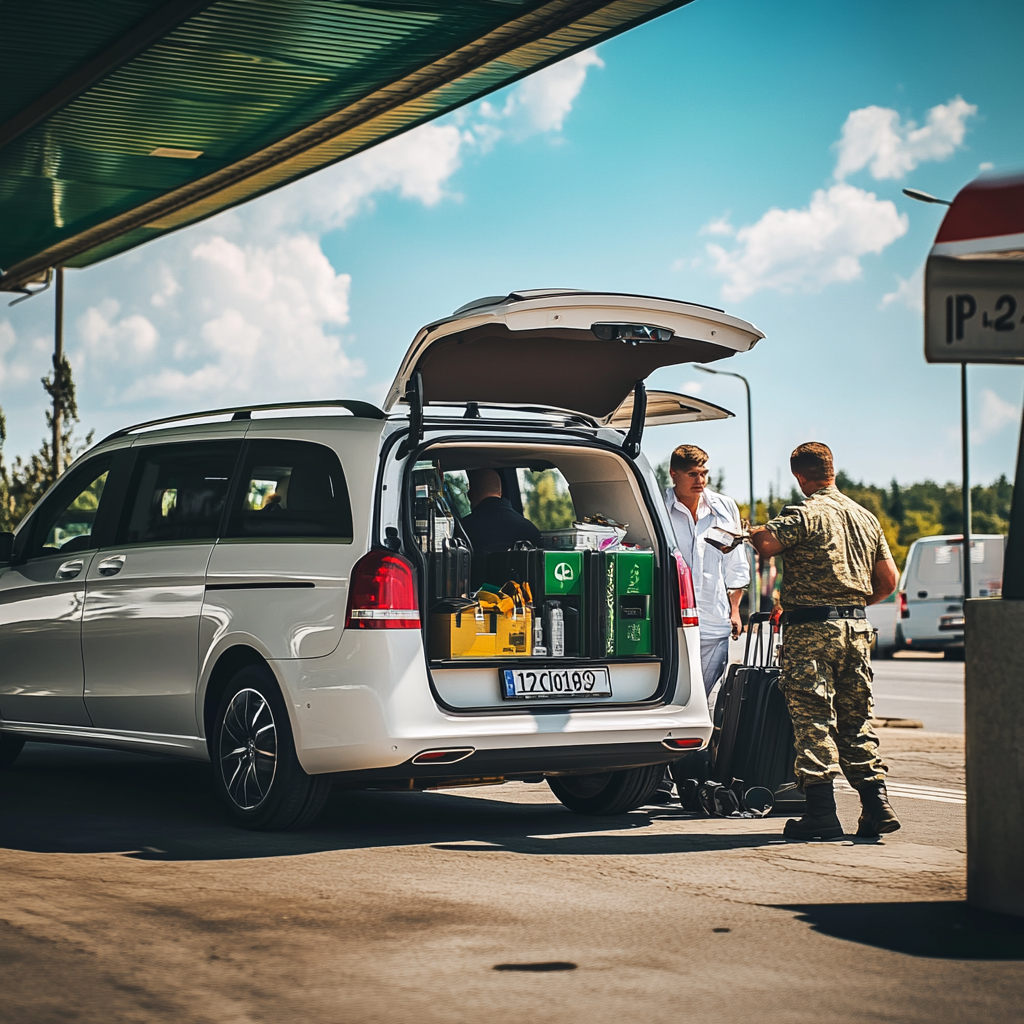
[0,532,13,563]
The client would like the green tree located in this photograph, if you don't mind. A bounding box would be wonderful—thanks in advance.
[0,360,93,533]
[521,470,575,530]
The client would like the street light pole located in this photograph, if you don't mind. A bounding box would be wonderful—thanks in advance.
[961,362,972,602]
[697,364,758,618]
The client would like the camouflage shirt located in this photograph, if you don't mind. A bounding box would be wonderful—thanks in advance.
[765,484,891,608]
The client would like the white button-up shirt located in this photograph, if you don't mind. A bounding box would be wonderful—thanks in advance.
[664,486,751,639]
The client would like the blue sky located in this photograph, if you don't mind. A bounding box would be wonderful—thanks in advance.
[3,0,1024,500]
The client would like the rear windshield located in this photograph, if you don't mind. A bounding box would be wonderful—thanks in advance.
[912,539,1004,589]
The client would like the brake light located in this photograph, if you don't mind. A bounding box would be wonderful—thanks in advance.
[899,592,909,619]
[345,550,420,629]
[673,550,699,627]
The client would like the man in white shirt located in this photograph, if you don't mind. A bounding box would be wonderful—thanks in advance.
[664,444,751,698]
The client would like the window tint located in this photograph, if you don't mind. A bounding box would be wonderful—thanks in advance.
[31,458,112,557]
[117,442,240,544]
[226,440,353,541]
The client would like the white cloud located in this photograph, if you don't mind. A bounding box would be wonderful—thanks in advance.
[78,299,159,361]
[497,50,604,137]
[975,389,1019,442]
[700,214,735,237]
[880,264,924,312]
[979,161,994,171]
[275,122,467,232]
[834,97,977,181]
[123,235,360,405]
[267,49,604,232]
[679,379,704,394]
[707,182,908,302]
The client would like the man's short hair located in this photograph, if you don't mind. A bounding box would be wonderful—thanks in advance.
[790,442,834,481]
[670,444,709,473]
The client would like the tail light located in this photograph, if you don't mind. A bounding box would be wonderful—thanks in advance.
[345,550,420,629]
[899,592,909,619]
[672,550,699,627]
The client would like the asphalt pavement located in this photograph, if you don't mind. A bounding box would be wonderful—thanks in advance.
[1,727,1020,1024]
[871,654,964,733]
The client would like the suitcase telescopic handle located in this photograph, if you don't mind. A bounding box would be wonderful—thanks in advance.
[743,612,777,667]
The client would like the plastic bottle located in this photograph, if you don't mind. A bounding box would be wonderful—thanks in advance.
[532,608,546,656]
[547,600,564,658]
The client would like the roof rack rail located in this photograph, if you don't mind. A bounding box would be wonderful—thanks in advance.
[100,399,385,443]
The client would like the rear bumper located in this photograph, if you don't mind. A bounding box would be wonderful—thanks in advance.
[273,627,710,775]
[331,740,682,788]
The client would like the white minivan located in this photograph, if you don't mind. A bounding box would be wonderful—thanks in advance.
[896,533,1004,659]
[0,290,763,829]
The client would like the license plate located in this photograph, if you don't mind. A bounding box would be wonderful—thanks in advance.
[940,615,965,630]
[501,666,612,700]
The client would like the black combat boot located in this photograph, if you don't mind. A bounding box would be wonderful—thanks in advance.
[783,781,844,840]
[855,781,901,836]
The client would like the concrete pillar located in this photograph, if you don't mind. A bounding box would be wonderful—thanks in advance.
[965,598,1024,917]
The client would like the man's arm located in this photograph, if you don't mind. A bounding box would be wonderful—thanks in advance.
[749,524,784,558]
[728,587,744,639]
[867,557,899,605]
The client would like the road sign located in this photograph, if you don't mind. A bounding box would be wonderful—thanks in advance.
[925,256,1024,364]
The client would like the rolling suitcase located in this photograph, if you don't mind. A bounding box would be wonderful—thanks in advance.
[709,612,804,813]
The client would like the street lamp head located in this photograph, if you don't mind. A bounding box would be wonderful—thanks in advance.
[695,364,718,375]
[902,187,951,206]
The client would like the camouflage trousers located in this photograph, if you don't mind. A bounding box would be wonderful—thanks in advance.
[779,619,887,788]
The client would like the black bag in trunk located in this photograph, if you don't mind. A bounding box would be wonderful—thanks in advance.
[709,612,804,813]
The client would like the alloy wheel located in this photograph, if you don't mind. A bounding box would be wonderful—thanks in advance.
[219,688,278,810]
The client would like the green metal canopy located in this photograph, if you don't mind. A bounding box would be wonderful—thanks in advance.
[0,0,690,294]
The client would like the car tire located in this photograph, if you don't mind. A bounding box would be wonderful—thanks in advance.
[547,764,665,815]
[0,733,26,769]
[212,664,332,831]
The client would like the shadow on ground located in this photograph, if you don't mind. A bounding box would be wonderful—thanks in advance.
[1,743,781,861]
[779,901,1024,960]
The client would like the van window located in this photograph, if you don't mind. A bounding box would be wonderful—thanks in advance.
[29,456,112,557]
[117,442,240,544]
[225,439,353,541]
[915,543,961,585]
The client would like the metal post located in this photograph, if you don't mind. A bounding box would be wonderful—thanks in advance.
[741,374,758,617]
[52,266,64,477]
[961,362,972,602]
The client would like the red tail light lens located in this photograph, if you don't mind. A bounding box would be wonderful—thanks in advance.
[673,550,699,627]
[345,550,420,629]
[899,592,909,619]
[662,737,703,750]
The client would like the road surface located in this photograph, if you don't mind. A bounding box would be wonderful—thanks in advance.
[2,727,1019,1024]
[871,655,964,733]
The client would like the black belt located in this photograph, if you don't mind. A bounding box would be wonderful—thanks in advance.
[782,605,866,626]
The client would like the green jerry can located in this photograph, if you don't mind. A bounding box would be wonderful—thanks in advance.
[603,551,654,657]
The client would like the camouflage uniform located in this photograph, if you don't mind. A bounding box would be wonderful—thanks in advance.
[765,485,891,788]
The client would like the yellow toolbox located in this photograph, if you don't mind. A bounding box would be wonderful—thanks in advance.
[429,588,532,659]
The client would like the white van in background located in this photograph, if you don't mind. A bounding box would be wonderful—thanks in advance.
[895,534,1004,660]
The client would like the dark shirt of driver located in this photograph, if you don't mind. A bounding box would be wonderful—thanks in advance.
[461,496,542,554]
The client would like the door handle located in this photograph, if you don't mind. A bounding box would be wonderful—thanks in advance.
[97,555,126,577]
[56,559,84,580]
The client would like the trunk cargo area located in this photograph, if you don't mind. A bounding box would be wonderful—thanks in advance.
[405,440,671,711]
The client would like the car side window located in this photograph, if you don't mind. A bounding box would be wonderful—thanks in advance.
[116,441,240,545]
[29,458,112,558]
[225,439,353,541]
